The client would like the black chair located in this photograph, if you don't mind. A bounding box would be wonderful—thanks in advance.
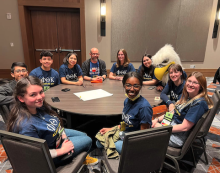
[0,105,10,123]
[0,130,88,173]
[193,89,220,164]
[163,110,210,173]
[101,125,173,173]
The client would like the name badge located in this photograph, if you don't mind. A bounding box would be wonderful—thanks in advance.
[161,112,174,126]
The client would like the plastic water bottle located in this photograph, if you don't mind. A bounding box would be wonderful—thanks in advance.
[119,121,126,140]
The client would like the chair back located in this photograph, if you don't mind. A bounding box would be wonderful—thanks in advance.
[0,105,10,123]
[181,110,209,155]
[198,90,220,137]
[0,130,57,173]
[118,126,172,173]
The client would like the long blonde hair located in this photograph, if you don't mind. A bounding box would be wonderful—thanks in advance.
[116,49,130,68]
[176,72,213,109]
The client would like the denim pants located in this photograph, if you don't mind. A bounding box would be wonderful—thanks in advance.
[96,140,123,154]
[53,128,92,166]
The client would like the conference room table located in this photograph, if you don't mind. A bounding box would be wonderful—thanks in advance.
[45,79,161,128]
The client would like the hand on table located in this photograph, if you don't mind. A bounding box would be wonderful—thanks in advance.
[115,76,123,81]
[156,86,164,91]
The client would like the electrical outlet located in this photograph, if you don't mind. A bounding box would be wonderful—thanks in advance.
[7,13,11,20]
[10,43,14,47]
[190,65,195,69]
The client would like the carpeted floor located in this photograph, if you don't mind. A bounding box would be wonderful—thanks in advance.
[0,77,220,173]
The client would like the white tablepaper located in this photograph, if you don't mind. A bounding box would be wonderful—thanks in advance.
[74,89,113,101]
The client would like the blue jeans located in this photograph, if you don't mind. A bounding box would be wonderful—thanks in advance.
[53,128,92,166]
[96,140,123,154]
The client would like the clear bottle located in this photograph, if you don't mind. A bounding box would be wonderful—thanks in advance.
[119,121,126,140]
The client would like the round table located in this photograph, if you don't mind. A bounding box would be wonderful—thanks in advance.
[45,79,161,128]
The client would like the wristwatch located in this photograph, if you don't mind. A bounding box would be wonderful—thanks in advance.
[102,77,105,81]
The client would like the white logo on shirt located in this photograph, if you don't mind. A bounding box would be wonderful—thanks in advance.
[47,118,58,132]
[170,91,178,100]
[116,70,127,75]
[143,73,151,79]
[41,77,55,83]
[66,74,77,80]
[122,112,132,125]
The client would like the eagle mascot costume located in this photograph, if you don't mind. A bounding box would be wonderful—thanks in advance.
[152,44,183,86]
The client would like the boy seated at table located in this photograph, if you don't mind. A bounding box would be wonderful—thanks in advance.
[29,50,60,91]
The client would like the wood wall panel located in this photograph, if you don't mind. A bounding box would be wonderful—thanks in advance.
[18,0,82,8]
[18,0,86,72]
[184,69,216,77]
[0,70,13,80]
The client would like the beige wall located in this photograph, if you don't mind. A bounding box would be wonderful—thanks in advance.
[85,0,220,70]
[0,0,24,69]
[0,0,220,70]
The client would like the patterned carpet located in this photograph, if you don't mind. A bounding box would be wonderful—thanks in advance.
[0,77,219,173]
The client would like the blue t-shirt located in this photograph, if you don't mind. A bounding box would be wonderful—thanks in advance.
[29,67,60,91]
[13,110,61,149]
[173,98,208,124]
[122,95,152,132]
[110,63,135,76]
[89,61,100,78]
[160,80,186,105]
[137,65,156,81]
[59,64,83,82]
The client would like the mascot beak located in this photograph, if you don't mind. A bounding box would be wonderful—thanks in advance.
[154,61,175,81]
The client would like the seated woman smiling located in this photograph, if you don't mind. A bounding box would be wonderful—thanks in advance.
[138,54,158,85]
[7,76,97,166]
[97,72,152,154]
[160,64,186,112]
[152,72,213,147]
[109,49,135,81]
[59,52,83,86]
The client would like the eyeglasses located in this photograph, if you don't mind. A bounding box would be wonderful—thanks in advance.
[124,84,141,90]
[14,69,27,73]
[91,53,100,56]
[187,79,199,86]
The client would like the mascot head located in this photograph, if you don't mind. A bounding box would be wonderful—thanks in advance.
[152,44,182,85]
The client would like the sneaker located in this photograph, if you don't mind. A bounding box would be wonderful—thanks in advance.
[83,154,98,165]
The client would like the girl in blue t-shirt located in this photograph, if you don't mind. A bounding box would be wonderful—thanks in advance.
[109,49,135,81]
[7,76,98,166]
[138,54,158,85]
[96,72,152,154]
[152,72,213,147]
[59,52,83,86]
[160,64,186,112]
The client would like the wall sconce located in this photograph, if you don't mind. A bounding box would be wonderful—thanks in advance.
[100,0,106,36]
[212,0,220,38]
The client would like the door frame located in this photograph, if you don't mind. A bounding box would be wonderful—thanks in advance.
[17,0,86,71]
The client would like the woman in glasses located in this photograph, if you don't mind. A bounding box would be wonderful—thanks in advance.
[160,64,186,112]
[109,49,135,81]
[138,54,158,85]
[152,72,213,147]
[96,71,152,154]
[59,52,83,86]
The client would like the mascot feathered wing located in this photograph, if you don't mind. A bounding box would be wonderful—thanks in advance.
[152,44,182,85]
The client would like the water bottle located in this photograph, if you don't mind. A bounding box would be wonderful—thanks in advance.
[119,121,126,140]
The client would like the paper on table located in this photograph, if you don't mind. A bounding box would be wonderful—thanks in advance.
[74,89,113,101]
